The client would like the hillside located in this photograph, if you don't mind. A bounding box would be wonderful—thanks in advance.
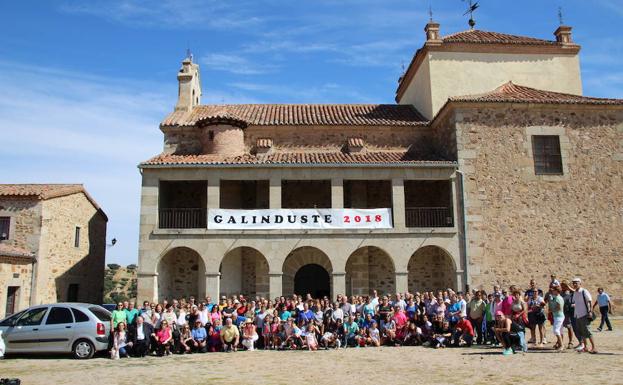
[103,264,137,303]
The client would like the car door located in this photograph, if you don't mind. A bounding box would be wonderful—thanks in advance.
[5,307,48,352]
[38,306,75,352]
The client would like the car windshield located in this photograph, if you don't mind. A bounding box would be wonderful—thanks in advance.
[89,306,112,322]
[0,310,25,326]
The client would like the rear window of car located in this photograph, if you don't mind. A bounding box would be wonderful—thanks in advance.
[71,308,90,323]
[89,306,111,322]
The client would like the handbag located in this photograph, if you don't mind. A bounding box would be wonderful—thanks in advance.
[581,289,596,323]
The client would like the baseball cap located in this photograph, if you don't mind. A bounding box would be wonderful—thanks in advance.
[572,277,582,283]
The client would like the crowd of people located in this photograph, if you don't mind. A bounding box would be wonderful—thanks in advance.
[108,275,614,359]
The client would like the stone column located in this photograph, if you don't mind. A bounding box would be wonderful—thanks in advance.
[395,271,408,294]
[269,177,281,209]
[137,273,158,303]
[455,270,465,292]
[207,179,220,209]
[391,178,406,229]
[331,178,344,208]
[332,271,346,300]
[205,272,221,299]
[269,272,283,300]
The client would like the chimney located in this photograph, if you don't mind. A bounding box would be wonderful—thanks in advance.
[175,55,202,112]
[554,25,573,45]
[424,22,442,46]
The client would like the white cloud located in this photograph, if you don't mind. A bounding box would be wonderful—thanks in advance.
[201,53,279,75]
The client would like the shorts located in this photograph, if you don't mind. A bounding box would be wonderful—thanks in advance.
[563,316,572,328]
[552,317,564,336]
[575,316,592,339]
[528,311,546,326]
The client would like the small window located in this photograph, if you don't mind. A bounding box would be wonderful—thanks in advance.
[0,216,9,240]
[46,307,74,324]
[71,308,90,323]
[532,135,563,175]
[74,226,81,248]
[67,283,79,302]
[16,307,48,326]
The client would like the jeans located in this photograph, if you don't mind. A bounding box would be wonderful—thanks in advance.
[469,317,483,344]
[598,306,612,330]
[118,346,128,357]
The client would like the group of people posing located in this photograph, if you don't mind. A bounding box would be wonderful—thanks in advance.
[108,275,614,359]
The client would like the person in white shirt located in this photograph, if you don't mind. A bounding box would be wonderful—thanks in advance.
[331,302,344,323]
[571,278,597,353]
[592,287,614,332]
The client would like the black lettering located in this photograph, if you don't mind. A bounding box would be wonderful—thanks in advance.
[214,215,223,224]
[227,216,236,224]
[300,215,308,224]
[312,215,321,223]
[241,216,248,224]
[275,215,283,223]
[261,216,270,224]
[252,216,257,224]
[287,215,297,223]
[324,215,332,223]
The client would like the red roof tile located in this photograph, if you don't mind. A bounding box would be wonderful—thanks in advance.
[0,243,35,260]
[449,82,623,105]
[141,152,456,167]
[0,184,106,217]
[162,104,428,127]
[442,30,559,45]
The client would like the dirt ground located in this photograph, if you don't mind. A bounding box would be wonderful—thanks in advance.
[1,320,622,385]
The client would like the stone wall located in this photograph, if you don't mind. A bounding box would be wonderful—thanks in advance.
[220,247,269,298]
[0,258,33,319]
[0,198,41,255]
[158,247,204,301]
[454,104,623,307]
[39,193,107,304]
[346,247,395,296]
[408,246,457,292]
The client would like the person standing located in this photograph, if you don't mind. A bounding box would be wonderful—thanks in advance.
[549,286,565,351]
[571,278,597,353]
[467,291,486,345]
[592,287,614,332]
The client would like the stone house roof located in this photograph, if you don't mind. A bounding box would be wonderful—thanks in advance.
[162,104,428,127]
[0,184,107,220]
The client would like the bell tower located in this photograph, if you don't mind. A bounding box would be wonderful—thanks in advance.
[175,52,202,112]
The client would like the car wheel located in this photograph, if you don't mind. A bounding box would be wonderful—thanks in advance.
[72,339,95,359]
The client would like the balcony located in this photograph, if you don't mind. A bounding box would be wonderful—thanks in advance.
[405,207,453,228]
[159,208,207,229]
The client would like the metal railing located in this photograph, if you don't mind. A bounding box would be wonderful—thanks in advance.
[159,208,207,229]
[405,207,453,228]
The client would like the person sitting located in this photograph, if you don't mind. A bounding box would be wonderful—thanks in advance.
[191,319,208,353]
[110,322,131,359]
[452,314,474,347]
[431,320,452,349]
[368,321,381,347]
[321,319,339,349]
[220,317,240,352]
[153,320,173,356]
[344,315,360,347]
[403,321,423,346]
[129,315,153,357]
[207,324,221,352]
[241,318,259,351]
[493,311,526,355]
[380,313,396,346]
[305,323,320,351]
[179,324,194,354]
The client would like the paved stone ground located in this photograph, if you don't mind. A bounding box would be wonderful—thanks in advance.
[1,320,622,385]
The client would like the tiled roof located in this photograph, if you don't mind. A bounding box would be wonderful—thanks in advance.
[162,104,428,127]
[449,82,623,105]
[442,30,559,45]
[0,243,36,260]
[141,152,456,167]
[0,184,106,217]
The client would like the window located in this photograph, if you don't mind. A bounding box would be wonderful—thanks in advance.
[0,216,9,240]
[67,283,79,302]
[74,226,80,248]
[89,306,112,322]
[71,308,90,323]
[45,307,74,325]
[532,135,563,175]
[16,307,48,326]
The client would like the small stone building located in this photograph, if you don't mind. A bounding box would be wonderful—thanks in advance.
[0,184,108,319]
[137,21,622,303]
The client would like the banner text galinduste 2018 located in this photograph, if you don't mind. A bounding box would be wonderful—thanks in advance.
[207,209,392,230]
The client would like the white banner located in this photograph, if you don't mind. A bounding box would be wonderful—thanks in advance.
[208,208,392,230]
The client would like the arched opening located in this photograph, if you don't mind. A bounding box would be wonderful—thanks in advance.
[220,247,269,299]
[294,264,330,298]
[157,247,205,301]
[345,246,395,297]
[408,246,457,292]
[282,247,332,298]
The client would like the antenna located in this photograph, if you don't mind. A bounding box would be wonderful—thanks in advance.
[462,0,479,29]
[558,6,564,25]
[428,1,433,21]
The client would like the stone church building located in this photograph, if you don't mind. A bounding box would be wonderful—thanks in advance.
[137,21,623,302]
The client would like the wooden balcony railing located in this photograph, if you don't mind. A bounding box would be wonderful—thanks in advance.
[405,207,453,228]
[159,208,206,229]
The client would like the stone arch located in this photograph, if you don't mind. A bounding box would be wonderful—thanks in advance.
[345,246,396,297]
[220,247,269,298]
[407,246,457,292]
[157,246,205,301]
[282,247,333,297]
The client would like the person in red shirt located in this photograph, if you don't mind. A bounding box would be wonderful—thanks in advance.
[453,314,475,347]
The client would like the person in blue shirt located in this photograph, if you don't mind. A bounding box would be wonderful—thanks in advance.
[191,319,207,353]
[297,303,314,325]
[592,287,614,331]
[280,305,292,322]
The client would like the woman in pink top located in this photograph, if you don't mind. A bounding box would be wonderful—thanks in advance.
[210,306,221,324]
[154,320,173,356]
[393,306,408,341]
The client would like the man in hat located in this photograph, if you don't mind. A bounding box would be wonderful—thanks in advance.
[191,319,208,353]
[571,278,597,353]
[241,318,258,351]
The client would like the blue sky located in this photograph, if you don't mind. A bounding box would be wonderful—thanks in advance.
[1,0,622,265]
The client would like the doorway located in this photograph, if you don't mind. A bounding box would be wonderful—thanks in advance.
[294,264,330,298]
[5,286,19,316]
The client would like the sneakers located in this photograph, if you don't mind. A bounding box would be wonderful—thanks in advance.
[542,338,547,344]
[596,328,602,332]
[575,344,585,352]
[502,348,513,356]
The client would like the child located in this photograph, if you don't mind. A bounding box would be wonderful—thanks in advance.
[368,321,381,347]
[306,323,319,351]
[356,327,368,347]
[263,315,273,350]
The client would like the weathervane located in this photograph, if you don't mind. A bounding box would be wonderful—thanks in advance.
[463,0,479,29]
[428,1,433,21]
